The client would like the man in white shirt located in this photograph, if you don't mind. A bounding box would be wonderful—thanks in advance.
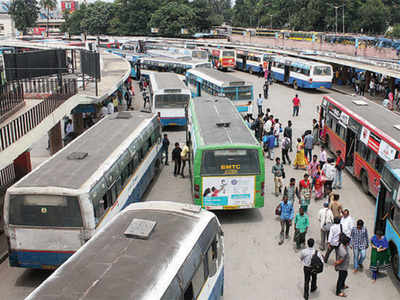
[318,202,334,250]
[322,158,336,197]
[300,238,324,300]
[340,209,355,238]
[324,217,342,263]
[65,119,73,135]
[319,145,327,168]
[256,93,263,115]
[264,115,273,134]
[100,104,108,117]
[107,101,114,114]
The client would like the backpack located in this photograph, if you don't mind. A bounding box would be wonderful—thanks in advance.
[282,137,290,150]
[310,250,324,274]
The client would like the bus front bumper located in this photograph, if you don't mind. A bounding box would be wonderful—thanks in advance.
[9,249,75,269]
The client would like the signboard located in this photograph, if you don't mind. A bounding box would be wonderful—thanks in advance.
[378,140,396,161]
[360,126,370,145]
[202,176,255,207]
[339,112,349,126]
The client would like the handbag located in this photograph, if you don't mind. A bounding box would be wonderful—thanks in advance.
[275,203,281,216]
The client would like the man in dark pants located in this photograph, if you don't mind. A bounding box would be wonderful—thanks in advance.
[171,143,182,177]
[161,134,170,165]
[300,239,323,300]
[334,236,350,297]
[283,120,293,152]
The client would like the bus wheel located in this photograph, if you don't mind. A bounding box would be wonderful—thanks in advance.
[391,247,400,280]
[361,171,369,194]
[293,80,299,90]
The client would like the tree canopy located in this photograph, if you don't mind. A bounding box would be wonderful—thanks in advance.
[8,0,40,33]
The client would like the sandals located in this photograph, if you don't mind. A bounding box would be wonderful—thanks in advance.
[337,292,347,297]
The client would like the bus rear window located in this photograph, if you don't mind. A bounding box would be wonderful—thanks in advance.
[201,149,260,176]
[9,195,83,227]
[222,51,235,57]
[313,66,331,76]
[155,94,190,108]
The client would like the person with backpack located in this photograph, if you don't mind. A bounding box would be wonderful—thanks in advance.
[324,217,343,263]
[333,150,344,189]
[283,120,293,152]
[300,238,324,300]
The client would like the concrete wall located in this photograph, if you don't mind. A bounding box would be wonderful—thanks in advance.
[0,14,15,37]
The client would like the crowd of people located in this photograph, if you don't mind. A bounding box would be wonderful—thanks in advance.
[245,85,392,299]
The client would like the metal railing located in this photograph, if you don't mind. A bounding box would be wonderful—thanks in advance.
[0,163,15,192]
[0,82,24,120]
[0,79,77,152]
[20,78,77,95]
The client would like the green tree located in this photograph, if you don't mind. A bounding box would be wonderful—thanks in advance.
[150,2,196,36]
[39,0,57,37]
[391,24,400,38]
[81,1,115,35]
[359,0,388,34]
[8,0,39,34]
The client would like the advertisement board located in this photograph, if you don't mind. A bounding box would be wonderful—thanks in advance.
[202,176,255,207]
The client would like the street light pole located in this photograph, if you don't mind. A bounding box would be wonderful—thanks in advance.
[269,14,273,29]
[342,3,345,33]
[335,6,338,34]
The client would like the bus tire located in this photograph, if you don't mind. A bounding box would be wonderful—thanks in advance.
[293,80,299,90]
[361,170,369,194]
[391,245,400,280]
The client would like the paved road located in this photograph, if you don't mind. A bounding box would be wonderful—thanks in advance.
[0,71,399,299]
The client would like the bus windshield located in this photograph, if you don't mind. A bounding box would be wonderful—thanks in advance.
[201,149,260,176]
[223,51,235,57]
[155,94,190,108]
[9,194,83,227]
[313,66,331,76]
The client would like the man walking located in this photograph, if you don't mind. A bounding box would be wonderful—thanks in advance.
[263,131,275,160]
[283,120,293,152]
[277,194,294,245]
[257,93,263,115]
[304,131,314,162]
[272,157,284,196]
[300,238,324,300]
[333,150,344,189]
[334,235,351,297]
[180,141,190,178]
[340,209,355,238]
[171,142,182,177]
[263,81,269,99]
[294,207,310,250]
[281,135,291,165]
[329,194,343,219]
[161,134,170,165]
[322,158,336,197]
[350,219,369,272]
[324,217,342,263]
[292,94,301,117]
[318,202,334,250]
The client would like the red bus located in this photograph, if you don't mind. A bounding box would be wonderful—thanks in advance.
[210,48,236,70]
[320,94,400,197]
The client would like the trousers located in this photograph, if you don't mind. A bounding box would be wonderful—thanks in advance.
[336,270,348,295]
[304,266,317,299]
[353,248,366,270]
[280,219,291,242]
[174,160,181,175]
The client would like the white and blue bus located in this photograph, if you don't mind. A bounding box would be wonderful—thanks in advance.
[140,56,211,75]
[4,112,162,269]
[26,201,224,300]
[168,47,209,62]
[149,72,191,126]
[375,159,400,280]
[270,55,333,89]
[186,67,254,113]
[235,50,273,74]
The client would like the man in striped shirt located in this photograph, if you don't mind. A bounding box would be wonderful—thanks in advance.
[350,219,369,272]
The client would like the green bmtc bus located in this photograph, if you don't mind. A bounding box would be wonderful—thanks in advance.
[187,96,265,210]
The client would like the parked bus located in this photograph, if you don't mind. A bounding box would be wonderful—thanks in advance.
[374,159,400,280]
[26,201,224,300]
[320,95,400,197]
[4,112,162,269]
[235,50,274,74]
[186,67,254,113]
[168,47,209,61]
[271,55,333,89]
[209,48,236,71]
[147,49,192,60]
[187,96,265,210]
[140,56,211,75]
[148,72,191,126]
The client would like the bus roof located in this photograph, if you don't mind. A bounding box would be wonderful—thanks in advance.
[26,201,216,300]
[13,112,155,190]
[192,96,258,146]
[273,55,331,67]
[187,67,247,87]
[141,56,206,65]
[150,73,187,91]
[324,94,400,148]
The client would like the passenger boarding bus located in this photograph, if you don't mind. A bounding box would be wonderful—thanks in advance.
[4,112,162,269]
[26,201,224,300]
[209,48,236,71]
[320,95,400,197]
[186,67,254,113]
[187,96,265,210]
[271,55,333,89]
[148,72,191,126]
[140,56,211,75]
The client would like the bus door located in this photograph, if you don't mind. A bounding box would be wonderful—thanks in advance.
[345,128,356,172]
[284,64,290,83]
[196,81,201,97]
[242,55,247,71]
[374,180,395,233]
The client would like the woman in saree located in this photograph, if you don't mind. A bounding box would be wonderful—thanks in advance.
[369,231,391,282]
[314,171,324,200]
[293,138,308,169]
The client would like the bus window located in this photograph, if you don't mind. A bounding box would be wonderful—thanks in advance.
[358,141,370,161]
[192,260,206,298]
[201,149,260,176]
[222,50,234,57]
[207,238,218,277]
[390,205,400,233]
[375,156,385,173]
[369,152,377,169]
[184,282,194,300]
